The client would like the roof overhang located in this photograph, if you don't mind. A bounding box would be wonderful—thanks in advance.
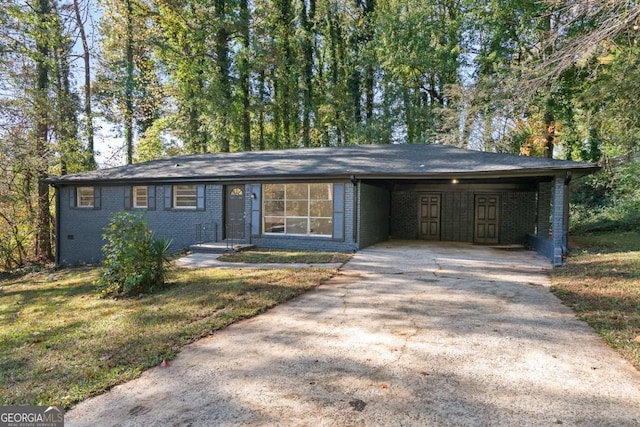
[47,166,600,187]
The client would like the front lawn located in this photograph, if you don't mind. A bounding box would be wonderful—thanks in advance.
[218,248,352,264]
[0,266,335,407]
[552,231,640,370]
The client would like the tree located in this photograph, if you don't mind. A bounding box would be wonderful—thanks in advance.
[0,0,85,264]
[72,0,96,168]
[95,0,163,164]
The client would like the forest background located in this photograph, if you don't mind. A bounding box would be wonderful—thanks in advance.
[1,0,639,270]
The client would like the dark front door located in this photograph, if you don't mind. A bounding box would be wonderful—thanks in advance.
[474,194,499,244]
[225,185,245,240]
[419,194,441,240]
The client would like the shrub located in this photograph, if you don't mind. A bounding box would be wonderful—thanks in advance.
[571,159,640,234]
[96,212,173,297]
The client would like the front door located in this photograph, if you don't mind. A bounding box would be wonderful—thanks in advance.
[419,194,441,240]
[225,185,246,240]
[474,194,499,244]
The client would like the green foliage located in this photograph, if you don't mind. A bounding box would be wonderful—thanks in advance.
[96,212,172,296]
[571,159,640,234]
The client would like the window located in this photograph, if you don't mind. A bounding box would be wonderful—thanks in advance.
[263,183,333,236]
[77,186,94,208]
[132,186,148,208]
[173,185,197,209]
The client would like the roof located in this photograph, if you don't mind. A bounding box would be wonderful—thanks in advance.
[48,143,600,185]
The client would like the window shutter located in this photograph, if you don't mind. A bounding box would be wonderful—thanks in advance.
[69,187,77,208]
[124,186,132,210]
[93,186,101,210]
[164,186,172,210]
[196,185,205,210]
[333,184,345,240]
[147,185,156,210]
[251,184,261,236]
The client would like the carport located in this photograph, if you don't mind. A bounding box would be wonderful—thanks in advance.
[357,169,585,266]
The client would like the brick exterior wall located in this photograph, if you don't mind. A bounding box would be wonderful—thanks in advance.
[358,183,390,248]
[551,177,568,265]
[390,190,419,239]
[390,188,536,244]
[537,181,552,238]
[58,184,223,265]
[500,191,537,244]
[56,179,558,265]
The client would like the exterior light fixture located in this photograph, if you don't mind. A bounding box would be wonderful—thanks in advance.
[452,178,459,184]
[251,193,257,200]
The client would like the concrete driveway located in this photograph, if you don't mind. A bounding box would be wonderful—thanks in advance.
[67,242,640,426]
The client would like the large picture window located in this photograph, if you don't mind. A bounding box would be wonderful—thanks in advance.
[173,185,197,209]
[263,183,333,236]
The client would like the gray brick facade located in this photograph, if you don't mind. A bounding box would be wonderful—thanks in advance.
[55,176,568,266]
[57,184,224,265]
[551,176,568,265]
[390,188,536,245]
[537,181,552,238]
[500,191,537,244]
[358,183,390,248]
[390,191,419,239]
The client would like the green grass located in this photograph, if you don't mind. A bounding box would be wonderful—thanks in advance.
[552,231,640,370]
[218,249,352,264]
[0,265,335,407]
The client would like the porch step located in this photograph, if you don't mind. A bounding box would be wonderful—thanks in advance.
[189,241,255,254]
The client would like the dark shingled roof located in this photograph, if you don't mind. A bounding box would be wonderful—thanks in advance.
[49,143,599,185]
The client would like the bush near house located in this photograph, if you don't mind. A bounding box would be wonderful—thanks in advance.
[96,212,172,296]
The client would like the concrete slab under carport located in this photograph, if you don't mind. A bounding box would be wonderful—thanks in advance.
[66,242,640,426]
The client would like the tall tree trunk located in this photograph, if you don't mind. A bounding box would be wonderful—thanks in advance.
[300,0,315,148]
[215,0,231,152]
[53,46,76,175]
[239,0,251,151]
[258,69,266,150]
[279,0,293,148]
[381,78,392,144]
[73,0,95,168]
[542,14,555,159]
[544,111,555,158]
[124,0,134,164]
[50,0,77,176]
[35,0,52,260]
[348,69,361,124]
[403,87,414,144]
[328,9,342,145]
[363,0,375,128]
[272,71,281,148]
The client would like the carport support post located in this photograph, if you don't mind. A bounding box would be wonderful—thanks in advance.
[551,176,568,266]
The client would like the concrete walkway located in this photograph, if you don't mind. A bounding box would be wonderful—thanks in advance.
[67,242,640,426]
[175,252,344,269]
